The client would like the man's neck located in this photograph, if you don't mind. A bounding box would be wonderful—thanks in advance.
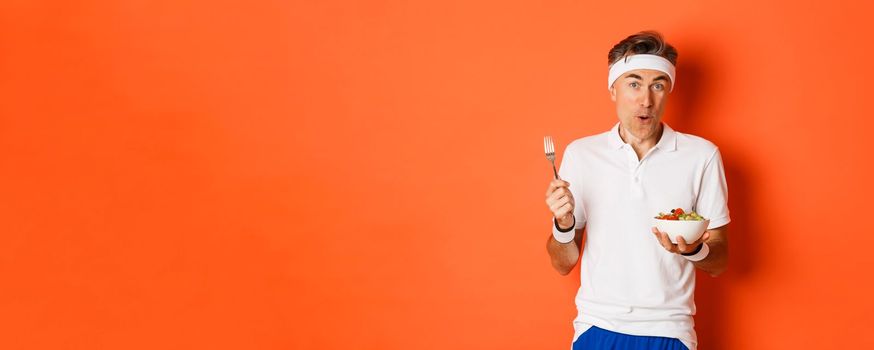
[619,123,664,160]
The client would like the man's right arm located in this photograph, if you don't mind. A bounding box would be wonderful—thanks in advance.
[544,178,584,275]
[546,227,584,275]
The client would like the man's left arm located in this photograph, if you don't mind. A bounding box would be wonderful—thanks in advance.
[691,225,728,277]
[684,146,730,277]
[653,147,731,276]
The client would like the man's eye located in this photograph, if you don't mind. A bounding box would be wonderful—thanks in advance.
[653,83,664,91]
[630,82,639,88]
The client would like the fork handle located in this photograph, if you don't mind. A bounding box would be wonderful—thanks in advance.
[551,161,559,179]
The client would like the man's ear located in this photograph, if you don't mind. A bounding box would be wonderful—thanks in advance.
[609,86,617,102]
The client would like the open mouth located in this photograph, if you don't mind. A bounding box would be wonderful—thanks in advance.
[637,115,653,121]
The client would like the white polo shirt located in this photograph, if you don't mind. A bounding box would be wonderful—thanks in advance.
[558,123,730,350]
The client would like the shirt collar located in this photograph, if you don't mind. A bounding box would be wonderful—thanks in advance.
[607,122,625,149]
[607,122,678,152]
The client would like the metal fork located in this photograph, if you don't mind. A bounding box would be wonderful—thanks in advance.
[544,136,559,179]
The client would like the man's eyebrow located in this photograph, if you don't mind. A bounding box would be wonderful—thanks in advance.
[624,73,669,82]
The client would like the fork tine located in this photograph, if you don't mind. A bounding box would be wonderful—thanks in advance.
[544,136,558,179]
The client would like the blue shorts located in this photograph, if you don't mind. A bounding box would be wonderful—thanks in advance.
[572,325,689,350]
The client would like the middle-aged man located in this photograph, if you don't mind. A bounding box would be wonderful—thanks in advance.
[544,31,730,350]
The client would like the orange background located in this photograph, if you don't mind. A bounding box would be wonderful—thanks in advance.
[1,1,873,349]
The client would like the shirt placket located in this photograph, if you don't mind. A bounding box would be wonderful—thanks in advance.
[624,146,646,199]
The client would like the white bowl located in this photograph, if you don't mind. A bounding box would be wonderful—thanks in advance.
[654,219,710,244]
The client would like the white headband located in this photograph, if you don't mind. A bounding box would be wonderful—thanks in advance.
[607,54,676,92]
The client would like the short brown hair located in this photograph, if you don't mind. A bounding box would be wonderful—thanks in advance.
[607,31,677,66]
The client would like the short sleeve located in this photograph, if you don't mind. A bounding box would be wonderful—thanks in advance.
[696,148,731,229]
[557,144,587,230]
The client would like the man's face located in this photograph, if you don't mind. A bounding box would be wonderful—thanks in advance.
[609,69,672,141]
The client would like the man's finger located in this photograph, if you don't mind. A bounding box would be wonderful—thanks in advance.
[676,236,688,253]
[549,192,574,212]
[652,228,673,251]
[546,179,569,195]
[547,187,569,203]
[554,203,573,218]
[549,196,570,212]
[545,179,570,196]
[546,185,569,201]
[651,228,666,246]
[550,197,573,215]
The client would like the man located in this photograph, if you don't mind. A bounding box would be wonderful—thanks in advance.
[544,31,730,350]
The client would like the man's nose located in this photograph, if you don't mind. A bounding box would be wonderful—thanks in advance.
[640,90,653,108]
